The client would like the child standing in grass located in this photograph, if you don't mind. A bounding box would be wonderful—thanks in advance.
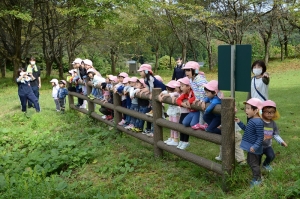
[57,80,68,113]
[261,100,287,171]
[158,80,181,146]
[235,98,264,187]
[50,79,60,112]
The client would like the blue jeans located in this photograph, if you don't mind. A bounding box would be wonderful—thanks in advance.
[28,86,39,107]
[91,88,102,99]
[261,146,275,166]
[203,113,221,134]
[182,111,200,127]
[128,104,139,125]
[20,92,40,112]
[135,106,150,129]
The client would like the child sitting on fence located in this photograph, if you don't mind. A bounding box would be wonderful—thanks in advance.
[158,80,181,146]
[191,80,223,134]
[260,100,287,172]
[50,79,60,112]
[87,69,105,100]
[121,77,132,127]
[99,91,114,120]
[124,77,139,130]
[115,72,129,126]
[176,77,199,150]
[235,98,264,187]
[57,80,68,113]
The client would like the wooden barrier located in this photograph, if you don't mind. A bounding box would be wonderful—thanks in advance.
[68,83,235,192]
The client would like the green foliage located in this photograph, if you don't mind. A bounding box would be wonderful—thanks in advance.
[158,55,175,70]
[243,33,264,60]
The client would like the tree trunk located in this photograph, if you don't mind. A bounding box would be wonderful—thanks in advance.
[284,35,288,57]
[45,60,53,77]
[1,58,6,78]
[182,44,187,63]
[154,42,159,72]
[110,47,118,75]
[280,43,284,61]
[264,42,270,65]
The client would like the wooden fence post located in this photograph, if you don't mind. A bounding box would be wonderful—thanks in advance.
[113,92,122,132]
[221,97,235,192]
[87,84,94,113]
[152,88,163,157]
[67,82,74,108]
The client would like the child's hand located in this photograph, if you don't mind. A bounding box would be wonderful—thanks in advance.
[201,102,206,111]
[158,94,163,102]
[171,96,177,104]
[250,147,255,153]
[282,142,288,147]
[234,117,240,123]
[185,101,191,108]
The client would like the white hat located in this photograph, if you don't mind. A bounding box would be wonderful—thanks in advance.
[72,58,82,64]
[83,59,93,66]
[50,79,58,84]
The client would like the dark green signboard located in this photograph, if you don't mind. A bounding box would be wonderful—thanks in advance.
[218,45,252,92]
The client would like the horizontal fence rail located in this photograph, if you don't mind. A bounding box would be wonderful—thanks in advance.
[67,82,235,192]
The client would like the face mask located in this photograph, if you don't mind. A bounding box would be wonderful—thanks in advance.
[253,68,262,76]
[30,61,35,65]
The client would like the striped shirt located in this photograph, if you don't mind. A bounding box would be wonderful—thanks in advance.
[190,74,207,101]
[238,117,264,154]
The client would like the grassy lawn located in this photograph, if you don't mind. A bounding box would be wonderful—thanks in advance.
[0,58,299,198]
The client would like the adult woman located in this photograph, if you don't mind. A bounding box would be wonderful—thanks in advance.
[171,57,185,80]
[16,68,41,113]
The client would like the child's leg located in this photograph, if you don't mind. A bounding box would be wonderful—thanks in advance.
[179,113,189,142]
[262,146,275,166]
[19,95,27,112]
[130,104,138,125]
[190,111,200,127]
[199,111,205,125]
[27,92,40,112]
[54,99,60,111]
[205,114,221,134]
[121,99,127,120]
[235,132,246,162]
[247,152,262,181]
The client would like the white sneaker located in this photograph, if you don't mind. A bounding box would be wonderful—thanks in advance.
[118,119,125,125]
[179,142,190,150]
[177,141,183,149]
[102,115,107,119]
[215,156,222,161]
[164,138,172,143]
[166,140,178,146]
[124,124,134,129]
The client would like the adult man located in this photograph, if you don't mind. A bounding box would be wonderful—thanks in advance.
[27,57,41,108]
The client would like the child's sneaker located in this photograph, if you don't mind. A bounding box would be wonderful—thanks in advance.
[191,123,206,130]
[125,124,134,129]
[134,128,142,133]
[215,155,222,161]
[179,142,190,150]
[106,115,113,121]
[101,115,107,119]
[146,132,153,137]
[146,110,153,117]
[164,138,172,143]
[166,140,178,146]
[250,179,262,188]
[142,129,150,134]
[177,141,183,149]
[263,165,273,172]
[118,119,125,125]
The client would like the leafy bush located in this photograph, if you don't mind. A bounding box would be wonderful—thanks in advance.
[158,55,176,70]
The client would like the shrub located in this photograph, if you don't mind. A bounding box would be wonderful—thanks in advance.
[158,55,176,70]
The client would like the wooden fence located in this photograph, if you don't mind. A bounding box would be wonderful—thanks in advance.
[68,82,236,191]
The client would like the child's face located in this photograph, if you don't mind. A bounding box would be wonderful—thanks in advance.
[262,107,276,121]
[59,83,64,88]
[180,83,190,94]
[51,82,56,86]
[205,90,215,99]
[106,78,110,83]
[104,95,110,100]
[73,63,80,69]
[118,76,124,82]
[136,82,142,89]
[184,69,192,78]
[175,87,181,93]
[245,104,258,118]
[139,71,146,78]
[130,81,136,87]
[88,73,93,78]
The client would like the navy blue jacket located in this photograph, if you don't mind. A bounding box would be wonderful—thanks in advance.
[17,78,34,96]
[145,76,166,92]
[172,64,185,80]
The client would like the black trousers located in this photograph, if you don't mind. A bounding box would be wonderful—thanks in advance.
[247,152,262,180]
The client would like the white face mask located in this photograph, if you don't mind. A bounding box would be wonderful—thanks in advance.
[253,68,262,76]
[30,61,35,65]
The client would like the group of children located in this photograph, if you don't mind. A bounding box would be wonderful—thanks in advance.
[49,58,288,187]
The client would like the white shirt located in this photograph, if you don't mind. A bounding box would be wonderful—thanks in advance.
[251,77,268,101]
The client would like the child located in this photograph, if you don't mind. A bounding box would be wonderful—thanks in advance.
[235,98,264,187]
[125,77,139,130]
[122,77,132,126]
[158,80,181,146]
[87,69,105,100]
[176,77,198,150]
[215,105,246,165]
[57,80,69,113]
[248,60,270,101]
[50,79,60,112]
[261,100,287,171]
[115,72,129,125]
[99,91,114,120]
[191,80,223,134]
[182,61,208,125]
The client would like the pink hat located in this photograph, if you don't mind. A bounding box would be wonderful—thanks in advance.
[118,72,128,78]
[177,77,190,86]
[59,80,67,85]
[72,58,82,64]
[138,78,146,87]
[104,91,110,96]
[203,80,219,93]
[154,75,163,82]
[182,61,200,71]
[137,64,153,73]
[262,100,276,108]
[123,77,130,84]
[166,80,177,88]
[82,59,93,66]
[173,81,180,88]
[109,76,118,83]
[244,98,263,109]
[129,77,138,82]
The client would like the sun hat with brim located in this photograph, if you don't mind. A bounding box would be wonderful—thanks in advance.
[137,64,153,73]
[154,75,163,82]
[59,80,67,85]
[137,78,146,87]
[83,59,93,66]
[118,72,128,78]
[177,77,190,86]
[166,80,177,89]
[87,69,96,74]
[243,98,263,110]
[109,76,118,83]
[123,77,130,84]
[50,79,58,84]
[129,77,138,82]
[173,81,181,88]
[261,100,280,120]
[72,58,82,64]
[182,61,200,71]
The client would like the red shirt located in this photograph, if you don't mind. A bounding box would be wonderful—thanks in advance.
[176,90,197,112]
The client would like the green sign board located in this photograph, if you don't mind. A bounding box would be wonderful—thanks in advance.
[218,45,252,92]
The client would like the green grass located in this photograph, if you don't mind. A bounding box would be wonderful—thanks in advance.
[0,58,300,198]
